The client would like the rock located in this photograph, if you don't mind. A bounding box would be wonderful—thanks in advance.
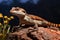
[6,26,60,40]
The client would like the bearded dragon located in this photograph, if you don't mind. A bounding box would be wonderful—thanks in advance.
[10,7,60,31]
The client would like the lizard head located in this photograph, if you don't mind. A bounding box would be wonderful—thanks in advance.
[10,7,26,17]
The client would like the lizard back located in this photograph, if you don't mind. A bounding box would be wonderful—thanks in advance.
[27,14,60,27]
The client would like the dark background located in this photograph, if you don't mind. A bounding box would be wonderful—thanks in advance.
[0,0,60,26]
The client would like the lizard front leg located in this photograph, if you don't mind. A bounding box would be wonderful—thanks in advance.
[16,20,23,30]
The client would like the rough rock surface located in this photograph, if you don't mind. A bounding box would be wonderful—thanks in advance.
[6,26,60,40]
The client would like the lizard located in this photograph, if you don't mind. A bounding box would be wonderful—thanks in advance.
[10,7,60,31]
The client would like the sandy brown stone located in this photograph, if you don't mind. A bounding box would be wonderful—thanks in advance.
[6,27,60,40]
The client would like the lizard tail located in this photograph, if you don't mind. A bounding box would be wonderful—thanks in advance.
[43,21,60,27]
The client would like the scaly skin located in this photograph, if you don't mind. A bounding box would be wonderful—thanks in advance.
[10,7,60,30]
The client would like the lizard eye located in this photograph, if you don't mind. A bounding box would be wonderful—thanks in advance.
[15,9,19,11]
[22,11,26,13]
